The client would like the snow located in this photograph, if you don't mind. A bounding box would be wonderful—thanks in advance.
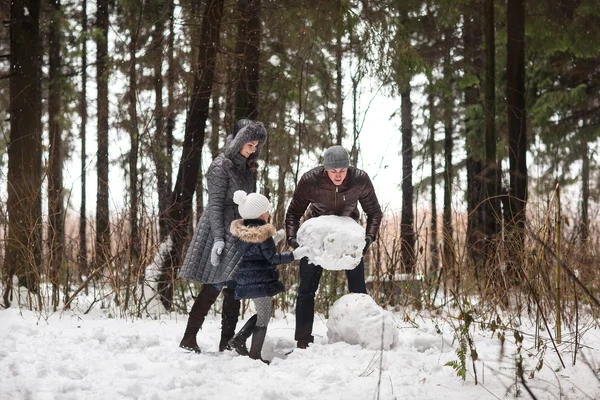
[327,294,400,351]
[296,215,366,270]
[2,305,600,400]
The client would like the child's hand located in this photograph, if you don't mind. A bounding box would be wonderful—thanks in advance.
[273,229,285,245]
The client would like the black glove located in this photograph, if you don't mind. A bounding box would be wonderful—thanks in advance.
[363,235,374,255]
[288,236,300,249]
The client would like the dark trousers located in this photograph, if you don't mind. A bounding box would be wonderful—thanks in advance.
[294,257,367,344]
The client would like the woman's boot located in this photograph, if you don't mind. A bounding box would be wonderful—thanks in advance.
[179,284,221,353]
[219,288,240,352]
[228,314,257,356]
[248,326,270,364]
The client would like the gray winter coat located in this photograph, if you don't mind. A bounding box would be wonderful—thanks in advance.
[179,122,267,284]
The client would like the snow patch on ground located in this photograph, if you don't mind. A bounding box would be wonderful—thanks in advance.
[296,215,365,270]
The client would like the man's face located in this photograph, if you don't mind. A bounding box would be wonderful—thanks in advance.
[326,168,348,185]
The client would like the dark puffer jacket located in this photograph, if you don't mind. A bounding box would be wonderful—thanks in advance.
[179,123,266,284]
[230,219,294,300]
[285,166,383,240]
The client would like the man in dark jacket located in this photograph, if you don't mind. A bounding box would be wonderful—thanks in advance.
[285,145,383,349]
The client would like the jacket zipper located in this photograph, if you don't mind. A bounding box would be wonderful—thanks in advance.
[335,186,338,212]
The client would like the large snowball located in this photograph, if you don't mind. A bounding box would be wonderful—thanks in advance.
[296,215,365,270]
[327,293,399,351]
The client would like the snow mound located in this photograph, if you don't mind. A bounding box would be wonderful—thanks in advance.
[296,215,365,270]
[326,293,399,350]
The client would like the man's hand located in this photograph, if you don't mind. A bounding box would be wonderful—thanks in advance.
[210,241,225,266]
[288,236,300,249]
[363,235,374,255]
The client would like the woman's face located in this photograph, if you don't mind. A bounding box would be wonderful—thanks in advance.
[240,140,259,158]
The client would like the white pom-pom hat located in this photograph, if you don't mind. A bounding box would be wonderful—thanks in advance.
[233,190,272,219]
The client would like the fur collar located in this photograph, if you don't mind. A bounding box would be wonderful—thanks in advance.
[230,219,276,243]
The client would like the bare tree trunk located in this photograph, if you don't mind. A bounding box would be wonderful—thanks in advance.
[442,80,455,292]
[483,0,499,275]
[427,90,438,280]
[506,0,527,282]
[95,0,111,271]
[78,0,89,289]
[464,3,486,283]
[335,31,343,145]
[127,9,142,291]
[152,5,169,241]
[234,0,261,120]
[400,89,415,274]
[165,0,174,201]
[157,0,226,310]
[4,0,43,307]
[48,0,65,311]
[581,134,589,242]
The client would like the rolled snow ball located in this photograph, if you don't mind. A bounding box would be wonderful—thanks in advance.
[327,293,399,350]
[233,190,248,205]
[296,215,365,270]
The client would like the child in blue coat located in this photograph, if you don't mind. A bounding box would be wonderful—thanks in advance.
[228,190,309,364]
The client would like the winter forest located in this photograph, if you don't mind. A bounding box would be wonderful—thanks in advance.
[2,0,600,399]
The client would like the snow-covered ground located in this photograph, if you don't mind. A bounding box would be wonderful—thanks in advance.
[2,300,600,400]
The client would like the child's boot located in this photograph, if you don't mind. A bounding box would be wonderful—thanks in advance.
[248,326,270,365]
[228,314,257,356]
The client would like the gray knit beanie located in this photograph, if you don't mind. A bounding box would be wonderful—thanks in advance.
[323,145,350,170]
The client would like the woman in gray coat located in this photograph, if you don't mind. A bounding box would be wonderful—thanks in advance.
[178,120,267,353]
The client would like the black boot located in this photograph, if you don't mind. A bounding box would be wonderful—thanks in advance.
[228,314,257,356]
[179,284,220,353]
[219,288,241,352]
[249,326,270,365]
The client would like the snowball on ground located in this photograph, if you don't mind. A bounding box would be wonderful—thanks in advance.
[296,215,366,270]
[326,293,399,350]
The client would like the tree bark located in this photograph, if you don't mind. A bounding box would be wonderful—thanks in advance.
[95,0,111,270]
[428,91,438,280]
[4,0,43,307]
[157,0,226,310]
[463,2,486,280]
[234,0,261,120]
[48,0,65,311]
[335,31,343,145]
[506,0,527,278]
[400,89,415,274]
[581,134,589,242]
[152,4,169,241]
[483,0,499,274]
[78,0,89,288]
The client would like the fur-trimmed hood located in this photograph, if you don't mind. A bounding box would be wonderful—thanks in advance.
[224,122,267,162]
[230,219,276,243]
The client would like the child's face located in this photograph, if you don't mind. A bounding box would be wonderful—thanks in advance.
[259,211,270,222]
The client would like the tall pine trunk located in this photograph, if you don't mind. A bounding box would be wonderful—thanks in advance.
[400,89,415,274]
[506,0,527,282]
[428,90,438,281]
[483,0,499,278]
[463,3,486,281]
[581,134,589,242]
[48,0,65,310]
[152,6,169,241]
[4,0,43,307]
[335,31,343,145]
[234,0,261,120]
[157,0,226,310]
[95,0,111,271]
[79,0,89,288]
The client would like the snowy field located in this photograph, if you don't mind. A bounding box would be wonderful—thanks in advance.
[2,297,600,400]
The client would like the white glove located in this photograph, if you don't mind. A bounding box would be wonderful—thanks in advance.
[210,241,225,266]
[292,246,311,260]
[272,229,285,245]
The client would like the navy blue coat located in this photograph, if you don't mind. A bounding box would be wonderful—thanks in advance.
[230,219,295,299]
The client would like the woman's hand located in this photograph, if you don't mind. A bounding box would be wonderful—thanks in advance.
[211,241,225,266]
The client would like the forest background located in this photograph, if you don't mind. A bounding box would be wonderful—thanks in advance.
[2,0,600,355]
